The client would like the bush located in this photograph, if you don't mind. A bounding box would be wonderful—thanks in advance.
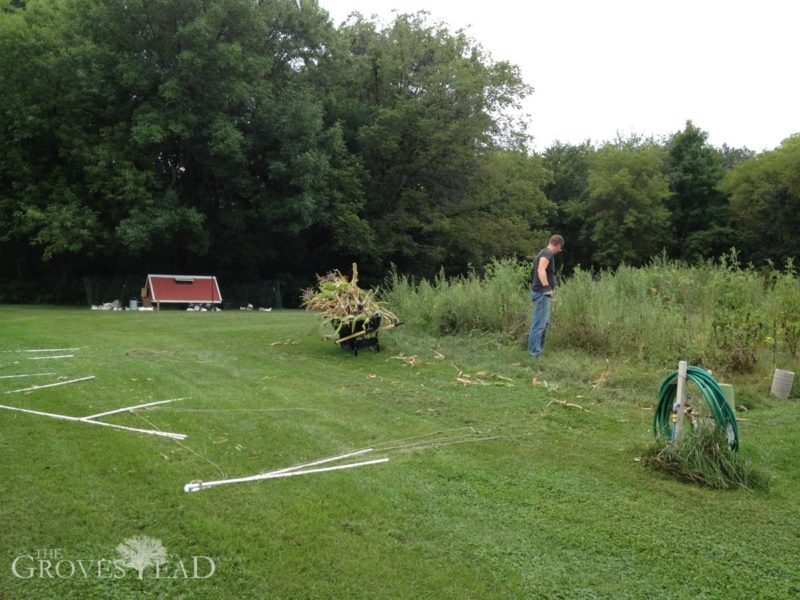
[550,264,690,362]
[642,426,769,490]
[771,259,800,360]
[384,258,530,337]
[550,253,782,372]
[385,252,799,375]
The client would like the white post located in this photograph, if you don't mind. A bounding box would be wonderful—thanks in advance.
[672,360,688,442]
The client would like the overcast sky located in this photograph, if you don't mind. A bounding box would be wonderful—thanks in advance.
[319,0,799,152]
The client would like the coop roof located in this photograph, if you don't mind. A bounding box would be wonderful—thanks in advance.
[144,274,222,304]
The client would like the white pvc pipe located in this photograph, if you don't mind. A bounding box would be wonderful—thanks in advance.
[184,457,389,493]
[0,402,186,440]
[81,398,185,421]
[378,435,501,453]
[260,448,374,476]
[672,360,688,442]
[22,348,80,353]
[72,418,187,440]
[3,376,95,394]
[0,373,56,379]
[28,355,74,360]
[0,403,79,423]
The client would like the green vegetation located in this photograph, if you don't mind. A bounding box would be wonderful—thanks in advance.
[2,2,799,303]
[642,426,768,491]
[1,306,799,598]
[386,259,531,338]
[2,2,798,594]
[388,255,800,376]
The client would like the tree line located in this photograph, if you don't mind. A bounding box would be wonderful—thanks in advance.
[1,0,798,304]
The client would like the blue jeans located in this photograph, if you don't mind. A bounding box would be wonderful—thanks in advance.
[527,291,551,357]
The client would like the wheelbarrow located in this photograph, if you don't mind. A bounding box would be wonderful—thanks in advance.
[334,315,403,356]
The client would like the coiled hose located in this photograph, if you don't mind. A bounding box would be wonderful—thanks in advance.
[653,366,739,451]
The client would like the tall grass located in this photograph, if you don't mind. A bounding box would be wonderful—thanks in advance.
[641,426,769,490]
[385,259,530,339]
[385,253,800,376]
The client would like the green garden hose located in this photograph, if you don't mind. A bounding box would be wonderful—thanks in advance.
[653,366,739,451]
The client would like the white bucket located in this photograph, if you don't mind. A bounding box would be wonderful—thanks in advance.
[129,299,138,311]
[770,369,795,399]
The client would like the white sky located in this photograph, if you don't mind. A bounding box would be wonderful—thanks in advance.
[319,0,800,152]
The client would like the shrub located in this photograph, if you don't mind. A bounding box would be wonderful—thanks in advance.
[384,258,529,337]
[385,253,799,374]
[550,252,778,372]
[771,259,800,360]
[642,426,769,491]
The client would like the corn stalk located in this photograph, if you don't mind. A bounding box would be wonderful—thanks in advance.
[302,264,400,336]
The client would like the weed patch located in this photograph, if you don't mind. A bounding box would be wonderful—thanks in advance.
[642,426,770,490]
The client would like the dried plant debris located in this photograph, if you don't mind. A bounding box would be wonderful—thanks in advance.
[302,263,400,336]
[454,365,514,387]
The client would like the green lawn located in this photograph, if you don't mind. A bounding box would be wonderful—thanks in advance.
[1,306,798,599]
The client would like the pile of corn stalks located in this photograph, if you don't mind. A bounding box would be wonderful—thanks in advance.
[302,263,400,336]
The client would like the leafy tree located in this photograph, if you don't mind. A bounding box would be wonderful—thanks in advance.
[721,134,800,266]
[330,12,539,275]
[665,121,735,261]
[578,137,671,268]
[542,141,595,270]
[0,0,371,287]
[0,0,104,269]
[445,148,554,269]
[718,143,756,171]
[89,0,362,276]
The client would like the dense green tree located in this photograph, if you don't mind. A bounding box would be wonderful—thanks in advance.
[718,143,756,171]
[0,0,103,273]
[3,1,793,303]
[329,12,544,275]
[721,134,800,266]
[541,141,594,270]
[90,0,366,277]
[445,148,554,268]
[665,121,735,261]
[0,0,371,287]
[577,138,672,268]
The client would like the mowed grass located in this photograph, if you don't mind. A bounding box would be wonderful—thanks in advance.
[0,306,799,599]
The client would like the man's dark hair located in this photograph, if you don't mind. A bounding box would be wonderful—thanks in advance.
[549,234,564,247]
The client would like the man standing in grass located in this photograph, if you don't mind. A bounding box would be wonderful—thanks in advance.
[528,234,564,358]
